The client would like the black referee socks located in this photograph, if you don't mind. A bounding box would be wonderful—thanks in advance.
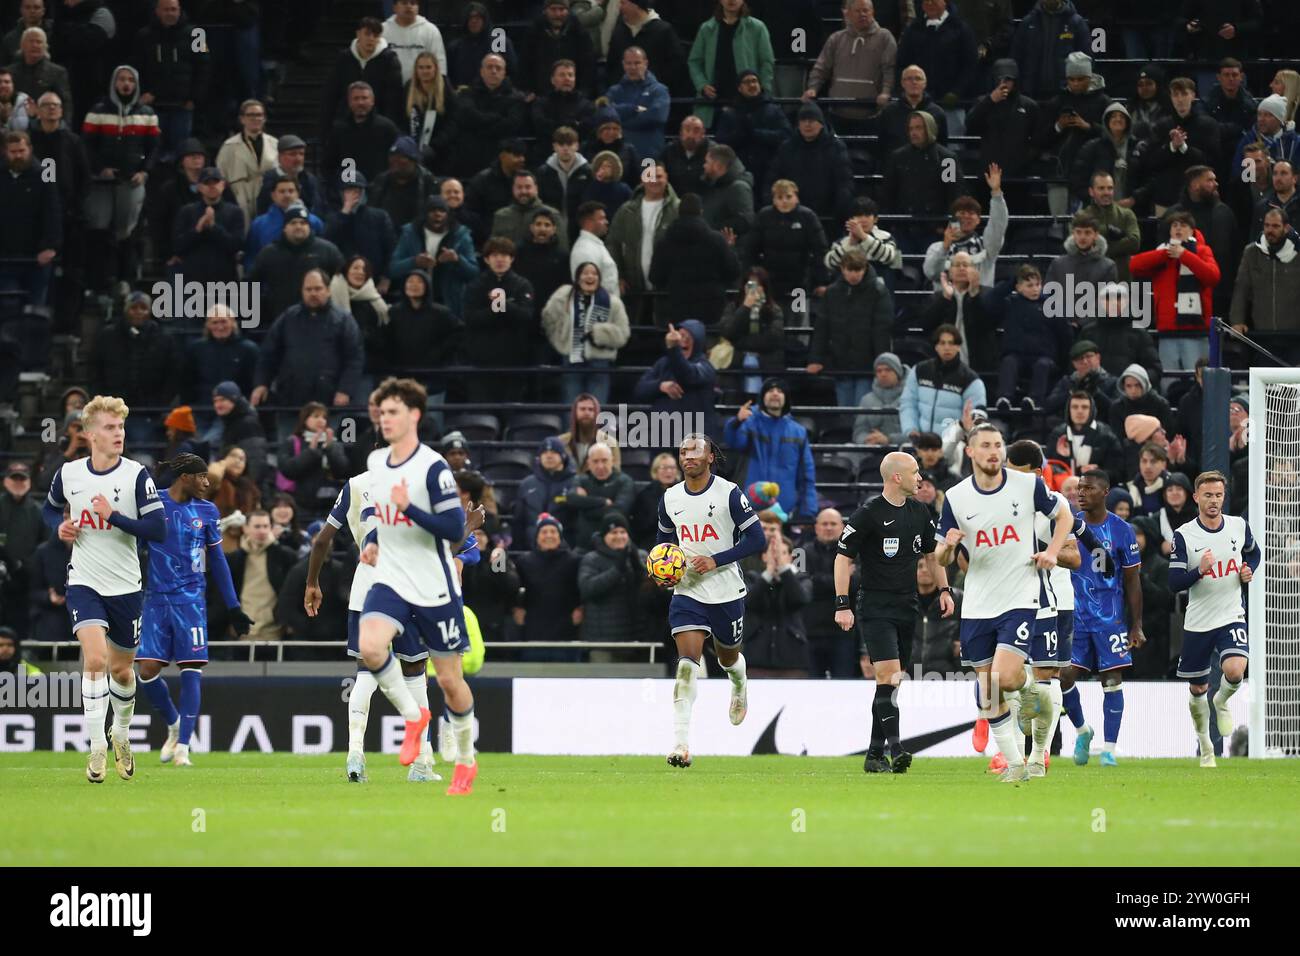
[870,683,899,758]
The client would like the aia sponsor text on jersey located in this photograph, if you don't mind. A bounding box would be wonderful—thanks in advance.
[679,523,720,543]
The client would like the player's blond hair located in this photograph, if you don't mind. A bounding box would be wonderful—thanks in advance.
[81,395,129,428]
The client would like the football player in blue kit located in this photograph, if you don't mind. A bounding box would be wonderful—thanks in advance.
[1169,471,1260,767]
[136,454,252,766]
[1059,471,1144,767]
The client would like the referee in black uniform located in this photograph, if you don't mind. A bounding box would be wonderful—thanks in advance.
[835,451,956,773]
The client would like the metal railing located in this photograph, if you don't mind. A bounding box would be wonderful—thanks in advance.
[23,639,666,665]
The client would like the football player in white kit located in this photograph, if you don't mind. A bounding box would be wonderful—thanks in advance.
[357,377,478,795]
[1004,440,1081,775]
[1169,470,1260,767]
[42,396,166,783]
[934,423,1074,782]
[656,435,767,767]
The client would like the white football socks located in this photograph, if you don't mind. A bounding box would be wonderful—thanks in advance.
[721,654,746,689]
[1029,680,1055,764]
[404,673,434,764]
[450,706,475,766]
[674,657,700,749]
[109,673,136,738]
[348,670,378,753]
[374,656,421,721]
[1190,692,1212,751]
[83,674,109,751]
[990,713,1024,767]
[1213,678,1241,711]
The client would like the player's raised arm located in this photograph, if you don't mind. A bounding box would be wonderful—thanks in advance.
[100,469,166,542]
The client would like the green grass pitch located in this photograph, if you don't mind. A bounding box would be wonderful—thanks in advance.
[4,753,1298,866]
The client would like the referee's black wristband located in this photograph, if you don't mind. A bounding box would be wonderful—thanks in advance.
[835,595,851,610]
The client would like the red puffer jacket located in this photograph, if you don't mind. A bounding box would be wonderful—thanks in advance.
[1128,228,1221,333]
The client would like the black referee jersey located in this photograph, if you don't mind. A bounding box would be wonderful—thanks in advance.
[835,494,937,621]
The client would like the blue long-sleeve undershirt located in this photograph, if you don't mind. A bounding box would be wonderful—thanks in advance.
[108,510,167,543]
[402,502,467,543]
[711,518,767,567]
[42,501,63,534]
[206,542,240,609]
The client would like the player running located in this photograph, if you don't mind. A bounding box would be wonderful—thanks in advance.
[42,396,166,783]
[835,451,955,773]
[359,377,477,795]
[933,423,1074,783]
[1169,470,1260,767]
[1055,470,1144,766]
[656,434,766,768]
[991,441,1082,774]
[137,454,252,767]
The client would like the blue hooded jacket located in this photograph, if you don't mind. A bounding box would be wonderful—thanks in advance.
[605,68,671,162]
[723,377,817,519]
[632,318,719,439]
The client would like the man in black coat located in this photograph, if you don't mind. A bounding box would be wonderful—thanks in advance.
[648,193,740,328]
[1136,77,1221,210]
[605,0,689,96]
[466,139,528,225]
[319,16,405,140]
[802,508,859,679]
[324,170,397,284]
[255,135,326,216]
[1047,389,1125,483]
[659,114,711,199]
[894,0,978,101]
[0,129,60,308]
[173,166,245,285]
[462,236,536,403]
[714,70,792,192]
[183,311,260,406]
[632,317,720,444]
[764,102,854,221]
[530,59,596,158]
[321,82,400,207]
[130,0,210,161]
[520,1,597,97]
[876,66,950,157]
[28,90,89,329]
[965,60,1040,179]
[881,110,964,252]
[248,206,346,321]
[91,290,178,409]
[251,268,364,409]
[0,460,47,630]
[367,137,438,231]
[1043,339,1119,421]
[741,182,829,297]
[50,0,112,130]
[454,54,528,179]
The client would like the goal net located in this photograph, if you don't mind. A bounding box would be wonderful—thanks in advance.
[1249,368,1300,757]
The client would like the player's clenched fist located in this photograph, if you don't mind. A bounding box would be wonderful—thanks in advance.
[91,494,114,521]
[834,608,855,631]
[1239,564,1253,583]
[944,528,965,548]
[391,478,410,511]
[1033,551,1057,570]
[360,543,378,566]
[1199,549,1215,574]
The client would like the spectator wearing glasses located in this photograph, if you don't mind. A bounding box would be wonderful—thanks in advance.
[216,99,277,233]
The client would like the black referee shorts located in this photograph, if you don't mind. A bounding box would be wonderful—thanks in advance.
[859,615,915,669]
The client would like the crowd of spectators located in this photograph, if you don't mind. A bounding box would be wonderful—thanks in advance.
[0,0,1293,681]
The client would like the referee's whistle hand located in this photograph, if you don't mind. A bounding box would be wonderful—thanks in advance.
[835,608,854,631]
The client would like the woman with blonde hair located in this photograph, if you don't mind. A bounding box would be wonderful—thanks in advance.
[1270,69,1300,128]
[629,452,681,549]
[405,50,458,164]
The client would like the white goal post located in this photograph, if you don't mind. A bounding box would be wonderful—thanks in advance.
[1248,367,1300,758]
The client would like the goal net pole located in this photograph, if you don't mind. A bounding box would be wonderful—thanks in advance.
[1248,367,1300,758]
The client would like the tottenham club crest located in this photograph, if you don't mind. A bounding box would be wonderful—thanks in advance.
[883,536,899,557]
[1011,500,1020,517]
